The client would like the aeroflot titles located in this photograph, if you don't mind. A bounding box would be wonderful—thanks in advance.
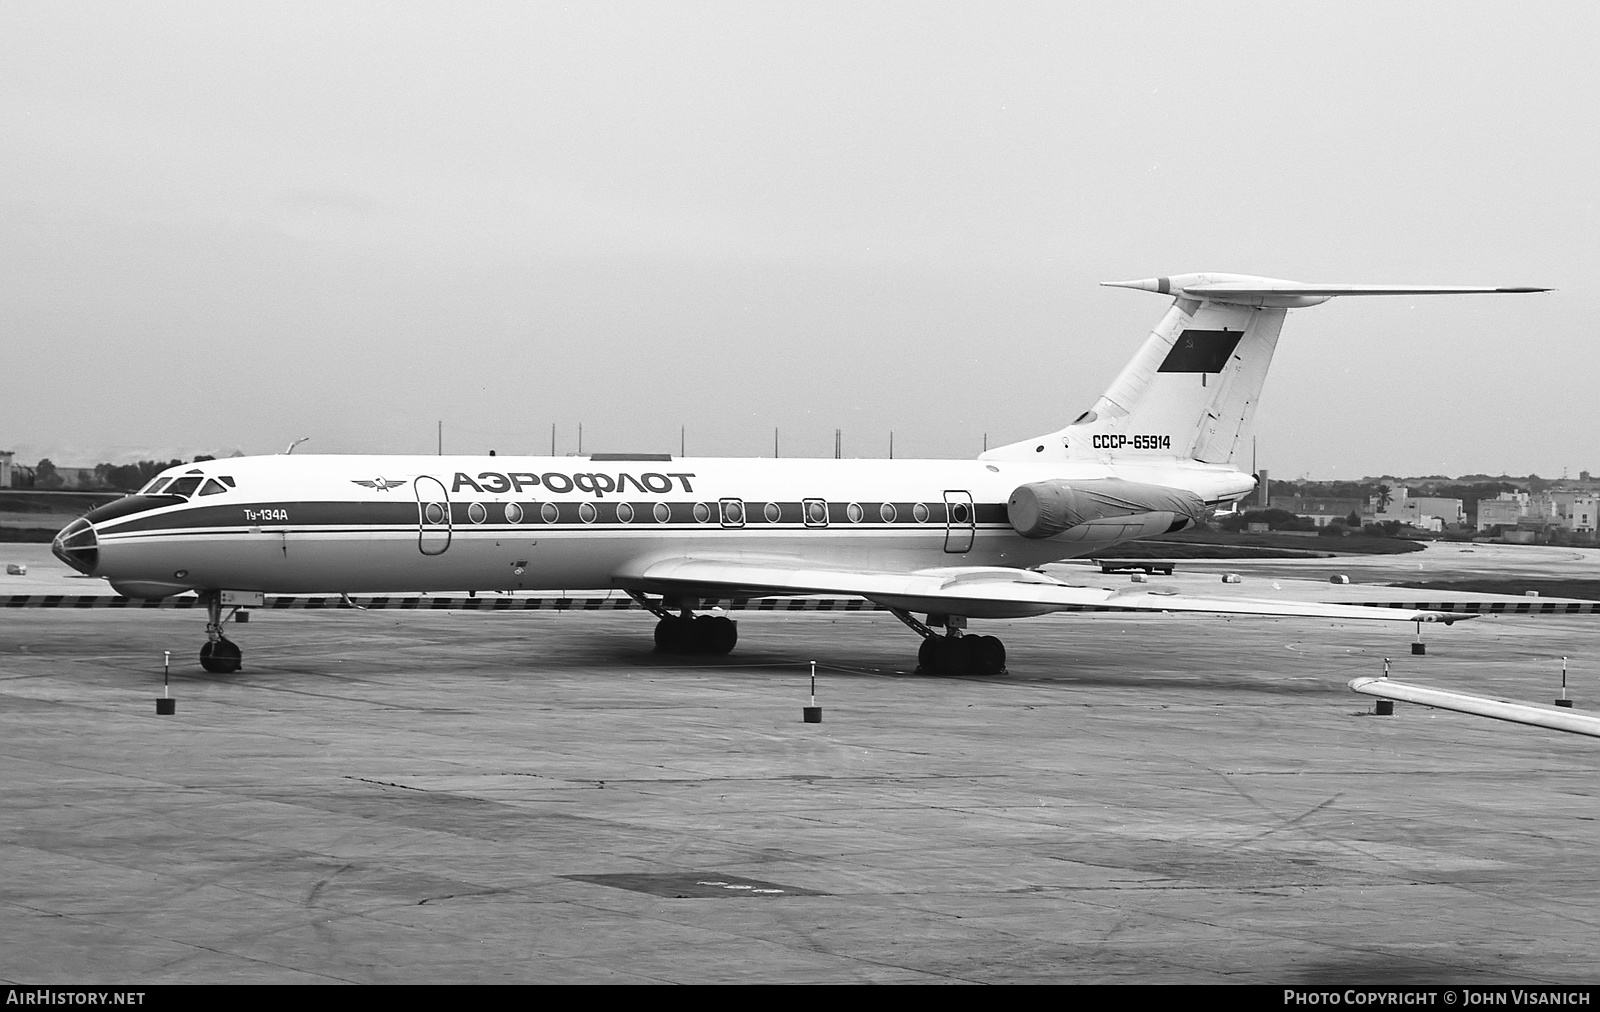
[450,471,698,497]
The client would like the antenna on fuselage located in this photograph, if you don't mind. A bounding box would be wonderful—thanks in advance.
[284,437,310,455]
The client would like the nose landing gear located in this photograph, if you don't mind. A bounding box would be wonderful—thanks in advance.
[200,637,243,673]
[198,590,244,674]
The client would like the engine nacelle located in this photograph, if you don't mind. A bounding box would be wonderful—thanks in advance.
[1006,478,1207,540]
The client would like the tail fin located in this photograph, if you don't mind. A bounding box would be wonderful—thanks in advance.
[982,273,1548,467]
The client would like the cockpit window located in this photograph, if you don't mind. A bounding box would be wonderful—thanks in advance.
[165,477,204,497]
[143,478,172,494]
[199,479,228,496]
[220,476,235,487]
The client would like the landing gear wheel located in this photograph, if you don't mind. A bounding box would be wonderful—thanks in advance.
[973,635,1006,677]
[654,616,691,653]
[939,636,981,677]
[697,615,738,655]
[922,634,1006,676]
[199,637,242,674]
[654,615,737,655]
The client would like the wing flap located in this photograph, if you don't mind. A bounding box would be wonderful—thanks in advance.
[621,557,1468,623]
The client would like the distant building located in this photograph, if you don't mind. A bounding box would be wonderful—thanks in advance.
[1370,486,1463,529]
[1401,496,1465,526]
[1269,496,1364,526]
[1477,493,1528,532]
[1548,491,1598,536]
[0,451,11,488]
[1476,490,1596,540]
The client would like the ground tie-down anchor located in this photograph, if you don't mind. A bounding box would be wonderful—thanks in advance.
[155,650,176,715]
[1411,620,1426,656]
[1556,656,1574,708]
[1374,657,1394,716]
[803,660,822,724]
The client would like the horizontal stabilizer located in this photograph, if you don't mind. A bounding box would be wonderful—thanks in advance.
[1185,283,1550,297]
[1102,274,1550,307]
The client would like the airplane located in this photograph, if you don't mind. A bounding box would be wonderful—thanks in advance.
[50,273,1548,676]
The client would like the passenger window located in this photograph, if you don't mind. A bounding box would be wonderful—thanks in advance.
[165,477,203,497]
[199,479,227,496]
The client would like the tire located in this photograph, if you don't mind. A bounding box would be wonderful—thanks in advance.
[690,615,718,654]
[703,616,738,655]
[654,617,689,653]
[199,638,242,674]
[973,636,1006,676]
[917,636,938,673]
[934,636,980,677]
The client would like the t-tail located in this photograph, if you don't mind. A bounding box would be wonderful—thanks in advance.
[982,273,1548,466]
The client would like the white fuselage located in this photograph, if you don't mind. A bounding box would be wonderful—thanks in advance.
[73,453,1255,598]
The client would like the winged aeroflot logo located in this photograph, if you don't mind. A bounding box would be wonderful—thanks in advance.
[352,477,406,491]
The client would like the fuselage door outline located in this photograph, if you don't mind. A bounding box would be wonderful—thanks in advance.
[414,475,452,556]
[943,489,975,554]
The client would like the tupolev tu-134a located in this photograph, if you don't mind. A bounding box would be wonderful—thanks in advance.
[52,273,1548,676]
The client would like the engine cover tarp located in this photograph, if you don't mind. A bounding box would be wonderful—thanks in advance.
[1007,478,1206,539]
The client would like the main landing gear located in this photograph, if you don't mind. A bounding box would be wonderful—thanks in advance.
[198,590,244,674]
[893,610,1007,677]
[630,592,738,656]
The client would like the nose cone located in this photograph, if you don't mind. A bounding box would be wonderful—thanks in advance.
[52,517,99,575]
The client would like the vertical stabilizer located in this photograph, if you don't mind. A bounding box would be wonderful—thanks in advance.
[1069,296,1284,465]
[982,273,1548,467]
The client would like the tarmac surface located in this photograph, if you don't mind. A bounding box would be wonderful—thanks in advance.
[2,543,1598,983]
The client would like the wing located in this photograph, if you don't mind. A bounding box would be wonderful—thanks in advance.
[1350,678,1600,737]
[618,557,1471,624]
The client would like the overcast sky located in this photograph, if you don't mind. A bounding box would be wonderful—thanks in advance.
[3,2,1594,480]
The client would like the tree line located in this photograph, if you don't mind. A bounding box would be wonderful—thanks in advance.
[15,457,214,492]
